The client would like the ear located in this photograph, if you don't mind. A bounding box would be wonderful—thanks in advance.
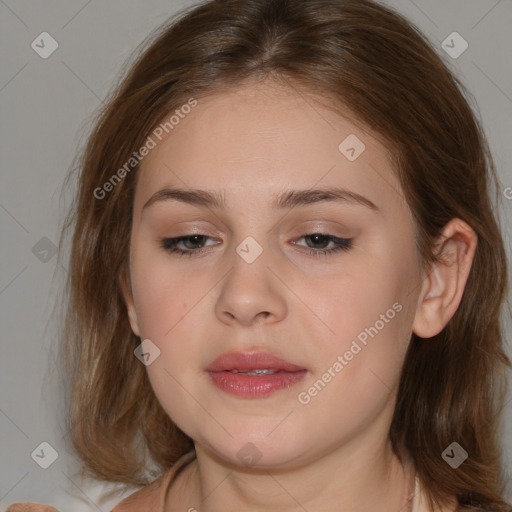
[118,263,141,337]
[412,218,477,338]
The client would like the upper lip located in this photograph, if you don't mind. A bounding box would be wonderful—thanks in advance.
[206,351,306,372]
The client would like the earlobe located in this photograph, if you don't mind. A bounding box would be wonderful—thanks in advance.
[118,266,141,337]
[412,218,477,339]
[126,300,141,338]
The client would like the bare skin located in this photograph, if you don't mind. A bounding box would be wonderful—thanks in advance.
[122,80,475,511]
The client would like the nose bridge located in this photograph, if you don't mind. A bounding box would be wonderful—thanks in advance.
[215,233,287,325]
[227,209,275,268]
[226,234,271,300]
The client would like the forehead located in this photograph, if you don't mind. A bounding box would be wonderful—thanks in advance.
[134,81,403,214]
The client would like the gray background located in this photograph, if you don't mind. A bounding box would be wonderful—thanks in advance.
[1,0,511,509]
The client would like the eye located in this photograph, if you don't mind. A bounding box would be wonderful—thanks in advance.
[160,233,352,258]
[293,233,353,257]
[160,235,218,257]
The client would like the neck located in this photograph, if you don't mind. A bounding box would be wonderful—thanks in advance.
[182,436,415,511]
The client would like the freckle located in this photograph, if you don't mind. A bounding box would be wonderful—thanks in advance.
[183,303,187,309]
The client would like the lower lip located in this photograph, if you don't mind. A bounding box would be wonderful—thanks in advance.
[207,370,308,398]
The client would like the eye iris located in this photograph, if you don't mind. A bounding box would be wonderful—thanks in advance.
[307,234,329,249]
[184,235,206,249]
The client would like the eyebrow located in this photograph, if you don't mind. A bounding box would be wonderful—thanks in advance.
[142,186,380,212]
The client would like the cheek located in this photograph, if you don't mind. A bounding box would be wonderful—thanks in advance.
[129,244,209,393]
[144,355,205,439]
[308,249,414,394]
[130,249,210,340]
[320,259,406,343]
[297,302,409,439]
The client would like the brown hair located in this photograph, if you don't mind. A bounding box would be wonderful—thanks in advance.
[58,0,511,509]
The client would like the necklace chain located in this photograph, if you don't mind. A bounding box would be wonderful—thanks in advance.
[402,473,418,512]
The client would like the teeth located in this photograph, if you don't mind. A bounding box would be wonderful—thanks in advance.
[231,369,278,375]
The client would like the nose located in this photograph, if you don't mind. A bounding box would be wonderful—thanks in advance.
[214,247,287,327]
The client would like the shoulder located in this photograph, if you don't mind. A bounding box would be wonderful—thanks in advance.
[433,498,512,512]
[457,506,512,512]
[5,480,166,512]
[110,477,163,512]
[112,449,197,512]
[6,504,60,512]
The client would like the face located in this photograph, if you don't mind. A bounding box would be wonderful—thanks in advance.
[124,80,424,469]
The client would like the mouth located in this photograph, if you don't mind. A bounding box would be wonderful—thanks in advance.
[228,368,285,375]
[206,351,306,373]
[206,351,308,398]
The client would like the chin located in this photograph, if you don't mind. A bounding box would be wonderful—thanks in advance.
[200,433,313,470]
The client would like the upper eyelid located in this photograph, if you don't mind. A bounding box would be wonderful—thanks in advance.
[166,233,350,248]
[163,221,352,237]
[169,231,346,240]
[147,214,354,237]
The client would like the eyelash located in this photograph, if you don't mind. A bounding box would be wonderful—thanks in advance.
[160,233,353,258]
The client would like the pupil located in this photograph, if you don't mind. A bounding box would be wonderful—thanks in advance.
[186,235,205,249]
[308,234,328,248]
[183,234,330,250]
